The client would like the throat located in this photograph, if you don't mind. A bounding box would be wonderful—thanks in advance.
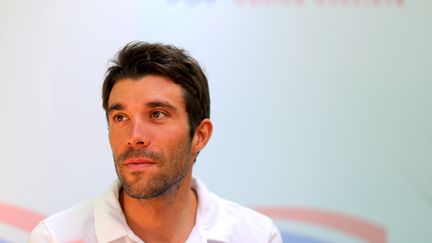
[120,181,199,243]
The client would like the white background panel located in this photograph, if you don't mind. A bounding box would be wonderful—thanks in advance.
[0,0,431,242]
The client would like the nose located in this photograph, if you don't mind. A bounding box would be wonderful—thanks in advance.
[126,118,150,148]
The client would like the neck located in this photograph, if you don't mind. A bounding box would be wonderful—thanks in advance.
[120,175,198,243]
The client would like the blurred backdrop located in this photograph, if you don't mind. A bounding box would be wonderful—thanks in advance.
[0,0,431,242]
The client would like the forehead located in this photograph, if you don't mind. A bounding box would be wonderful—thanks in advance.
[108,75,186,109]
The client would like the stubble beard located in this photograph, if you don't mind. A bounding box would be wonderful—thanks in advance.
[114,142,192,200]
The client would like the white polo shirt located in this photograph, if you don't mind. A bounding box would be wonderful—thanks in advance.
[29,177,282,243]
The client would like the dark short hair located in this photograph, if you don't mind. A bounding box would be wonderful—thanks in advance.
[102,41,210,137]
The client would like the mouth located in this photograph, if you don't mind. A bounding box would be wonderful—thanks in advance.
[123,157,157,171]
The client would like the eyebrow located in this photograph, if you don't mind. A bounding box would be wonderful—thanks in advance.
[147,101,178,112]
[108,103,124,114]
[107,101,178,114]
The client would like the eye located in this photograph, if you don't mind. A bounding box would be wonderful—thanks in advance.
[112,114,128,123]
[150,110,167,119]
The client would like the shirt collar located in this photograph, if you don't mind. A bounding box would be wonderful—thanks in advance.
[94,180,137,242]
[192,177,231,243]
[93,177,230,243]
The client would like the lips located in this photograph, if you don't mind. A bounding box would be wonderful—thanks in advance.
[123,158,156,171]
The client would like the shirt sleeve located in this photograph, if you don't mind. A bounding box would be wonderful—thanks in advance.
[268,223,283,243]
[28,223,54,243]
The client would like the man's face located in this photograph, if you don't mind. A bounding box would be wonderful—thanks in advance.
[107,75,195,199]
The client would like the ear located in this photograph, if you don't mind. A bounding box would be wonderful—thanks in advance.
[191,118,213,155]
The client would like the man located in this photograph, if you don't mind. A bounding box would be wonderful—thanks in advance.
[29,42,282,243]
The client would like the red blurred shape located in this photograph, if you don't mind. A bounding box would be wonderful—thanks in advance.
[255,207,386,243]
[0,202,45,232]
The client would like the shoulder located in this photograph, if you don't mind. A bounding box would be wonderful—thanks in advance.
[29,199,97,243]
[214,194,270,222]
[214,194,281,241]
[193,178,282,242]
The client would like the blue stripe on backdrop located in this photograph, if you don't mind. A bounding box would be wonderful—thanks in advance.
[282,231,329,243]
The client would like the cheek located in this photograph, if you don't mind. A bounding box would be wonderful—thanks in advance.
[159,130,190,148]
[108,129,122,151]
